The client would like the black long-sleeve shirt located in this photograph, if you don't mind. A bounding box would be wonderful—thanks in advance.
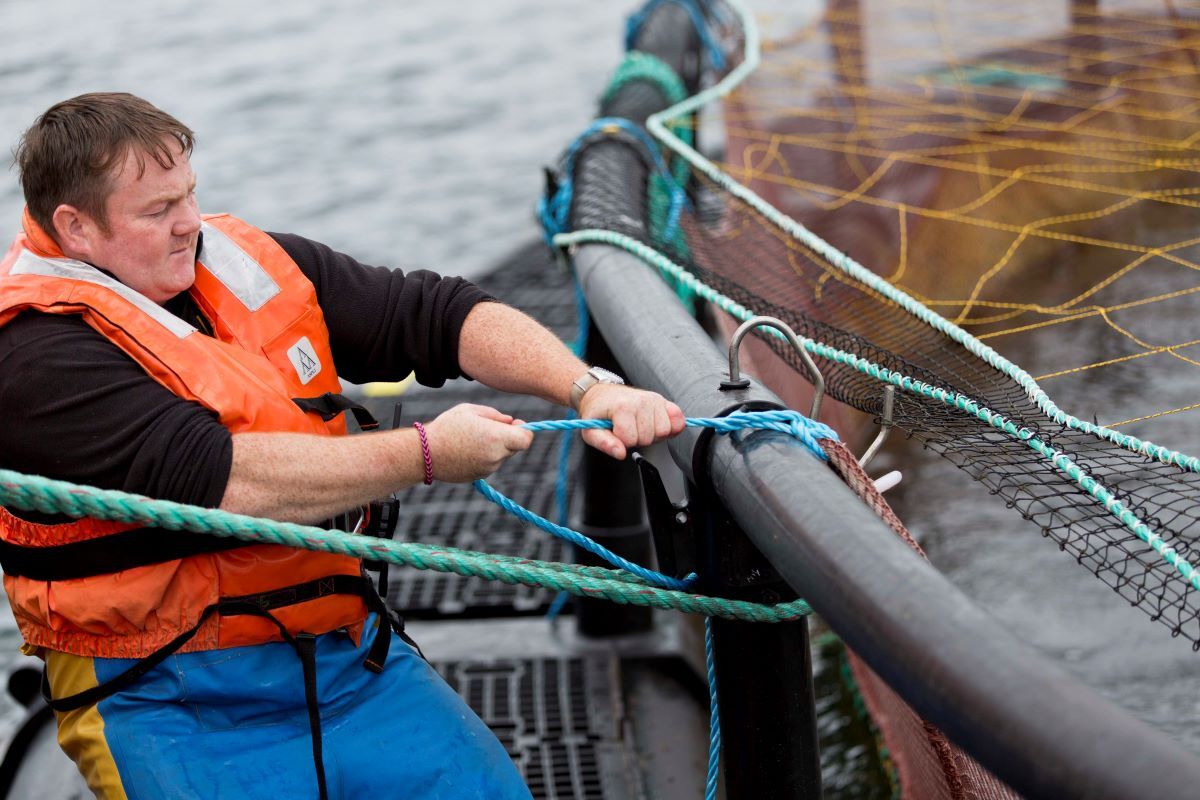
[0,232,493,513]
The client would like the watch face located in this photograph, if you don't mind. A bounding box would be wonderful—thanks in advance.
[591,367,624,384]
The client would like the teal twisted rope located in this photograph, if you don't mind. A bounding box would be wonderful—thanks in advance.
[602,50,689,108]
[0,460,816,624]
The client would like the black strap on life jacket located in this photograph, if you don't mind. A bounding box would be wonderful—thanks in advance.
[40,571,420,800]
[0,502,394,582]
[0,527,250,582]
[359,493,402,599]
[293,392,380,431]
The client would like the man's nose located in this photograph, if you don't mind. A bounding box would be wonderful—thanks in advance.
[173,199,202,236]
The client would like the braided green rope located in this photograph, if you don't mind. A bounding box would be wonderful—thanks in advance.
[553,227,1200,595]
[602,50,689,107]
[638,0,1200,475]
[0,467,810,624]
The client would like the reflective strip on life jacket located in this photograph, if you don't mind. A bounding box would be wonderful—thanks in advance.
[198,221,281,312]
[8,249,197,338]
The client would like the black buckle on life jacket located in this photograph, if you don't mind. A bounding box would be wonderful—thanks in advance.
[293,392,380,431]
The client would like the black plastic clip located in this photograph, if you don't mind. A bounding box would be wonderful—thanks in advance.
[632,453,696,580]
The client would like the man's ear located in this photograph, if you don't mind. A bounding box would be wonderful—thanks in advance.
[50,204,98,259]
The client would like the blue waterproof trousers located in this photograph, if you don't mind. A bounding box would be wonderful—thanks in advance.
[47,616,532,799]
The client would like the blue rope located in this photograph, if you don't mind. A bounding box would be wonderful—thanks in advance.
[625,0,726,70]
[478,409,836,797]
[704,617,722,800]
[523,411,839,460]
[474,479,695,590]
[537,116,688,247]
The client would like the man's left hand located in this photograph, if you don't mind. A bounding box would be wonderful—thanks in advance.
[578,384,686,460]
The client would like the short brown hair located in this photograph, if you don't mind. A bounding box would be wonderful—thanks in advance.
[14,92,194,236]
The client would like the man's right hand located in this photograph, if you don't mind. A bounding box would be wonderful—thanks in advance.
[422,403,534,483]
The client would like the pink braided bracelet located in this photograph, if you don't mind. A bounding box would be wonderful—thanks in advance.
[412,421,434,485]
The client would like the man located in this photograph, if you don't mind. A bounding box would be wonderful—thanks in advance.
[0,92,685,799]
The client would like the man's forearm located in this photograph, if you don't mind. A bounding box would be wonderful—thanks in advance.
[220,429,426,524]
[457,301,587,406]
[457,299,687,460]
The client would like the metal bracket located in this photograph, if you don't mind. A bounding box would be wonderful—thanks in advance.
[720,315,826,421]
[858,385,896,470]
[632,453,696,580]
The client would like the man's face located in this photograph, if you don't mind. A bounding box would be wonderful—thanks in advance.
[85,141,201,304]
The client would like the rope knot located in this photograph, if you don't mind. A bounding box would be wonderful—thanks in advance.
[720,409,838,461]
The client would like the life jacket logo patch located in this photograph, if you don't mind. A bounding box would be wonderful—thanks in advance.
[287,336,322,385]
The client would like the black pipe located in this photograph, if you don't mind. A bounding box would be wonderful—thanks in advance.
[572,240,1200,800]
[628,2,704,94]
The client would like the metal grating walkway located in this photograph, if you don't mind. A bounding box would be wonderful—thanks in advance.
[436,655,640,800]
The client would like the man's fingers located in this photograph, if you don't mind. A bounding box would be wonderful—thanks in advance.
[506,425,534,453]
[667,402,686,434]
[472,405,514,424]
[610,408,638,448]
[654,404,671,439]
[582,428,627,460]
[635,402,656,447]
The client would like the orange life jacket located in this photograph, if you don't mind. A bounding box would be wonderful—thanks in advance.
[0,210,370,659]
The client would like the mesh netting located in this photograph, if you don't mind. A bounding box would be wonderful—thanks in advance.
[569,0,1200,647]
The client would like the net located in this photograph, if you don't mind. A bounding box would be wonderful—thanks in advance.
[560,0,1200,648]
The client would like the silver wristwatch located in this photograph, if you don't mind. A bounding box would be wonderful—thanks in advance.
[570,366,625,411]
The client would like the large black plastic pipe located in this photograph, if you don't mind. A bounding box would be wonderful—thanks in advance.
[574,4,822,788]
[572,241,1200,800]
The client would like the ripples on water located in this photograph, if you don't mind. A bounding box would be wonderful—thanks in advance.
[0,0,629,278]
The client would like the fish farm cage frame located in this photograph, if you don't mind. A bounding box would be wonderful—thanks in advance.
[553,1,1200,798]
